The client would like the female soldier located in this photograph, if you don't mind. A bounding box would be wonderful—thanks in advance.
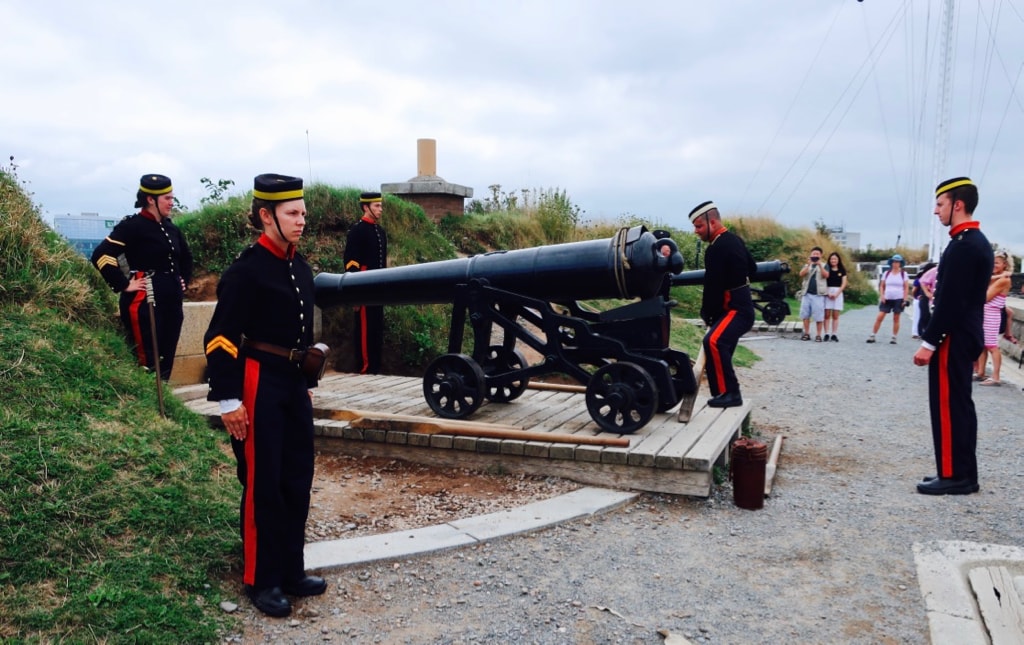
[91,174,192,380]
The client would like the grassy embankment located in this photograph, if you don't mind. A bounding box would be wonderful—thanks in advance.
[0,169,240,642]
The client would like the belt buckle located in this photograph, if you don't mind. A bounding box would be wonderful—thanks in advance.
[288,348,303,362]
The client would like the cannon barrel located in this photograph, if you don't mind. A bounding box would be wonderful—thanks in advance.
[669,260,790,288]
[315,226,683,308]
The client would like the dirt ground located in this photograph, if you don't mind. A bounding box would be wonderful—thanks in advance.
[304,452,581,542]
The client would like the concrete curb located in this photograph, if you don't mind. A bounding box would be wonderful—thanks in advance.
[305,487,639,570]
[914,540,1024,643]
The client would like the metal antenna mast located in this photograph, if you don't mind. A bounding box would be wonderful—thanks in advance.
[929,0,956,262]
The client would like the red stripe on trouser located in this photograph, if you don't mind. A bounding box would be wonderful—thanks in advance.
[128,289,148,366]
[358,306,370,374]
[708,310,737,394]
[937,340,953,477]
[242,358,261,585]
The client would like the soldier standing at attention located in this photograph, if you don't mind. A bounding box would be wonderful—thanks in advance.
[913,177,992,496]
[91,173,193,380]
[689,200,756,408]
[343,191,387,374]
[204,174,328,617]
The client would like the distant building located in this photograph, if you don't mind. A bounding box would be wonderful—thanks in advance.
[52,213,117,257]
[826,224,860,251]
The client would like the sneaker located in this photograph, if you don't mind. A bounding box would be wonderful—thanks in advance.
[890,336,897,344]
[822,334,830,342]
[866,335,876,343]
[831,335,839,342]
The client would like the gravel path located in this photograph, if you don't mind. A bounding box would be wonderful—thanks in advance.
[225,305,1024,644]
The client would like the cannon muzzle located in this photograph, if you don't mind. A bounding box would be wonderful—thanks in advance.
[315,226,683,308]
[669,260,790,287]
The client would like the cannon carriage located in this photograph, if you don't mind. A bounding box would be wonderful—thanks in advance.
[315,227,789,434]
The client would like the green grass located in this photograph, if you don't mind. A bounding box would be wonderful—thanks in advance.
[0,307,241,643]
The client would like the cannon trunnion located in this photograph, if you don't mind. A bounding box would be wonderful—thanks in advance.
[315,226,694,434]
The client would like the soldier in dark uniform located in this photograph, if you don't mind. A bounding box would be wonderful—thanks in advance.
[343,191,387,374]
[689,201,756,408]
[913,177,992,496]
[204,174,327,617]
[90,173,193,380]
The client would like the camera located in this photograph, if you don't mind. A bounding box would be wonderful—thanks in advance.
[810,257,821,263]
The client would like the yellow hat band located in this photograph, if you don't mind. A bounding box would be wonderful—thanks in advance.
[140,185,173,195]
[360,197,383,203]
[936,178,974,197]
[253,188,304,201]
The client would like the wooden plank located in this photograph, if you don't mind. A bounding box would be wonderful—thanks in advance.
[626,410,692,467]
[683,403,751,472]
[968,566,1024,645]
[653,403,719,469]
[676,345,706,423]
[764,435,784,496]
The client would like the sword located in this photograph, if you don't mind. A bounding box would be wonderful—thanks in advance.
[144,272,166,418]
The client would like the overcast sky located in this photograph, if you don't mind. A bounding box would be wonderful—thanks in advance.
[3,0,1022,258]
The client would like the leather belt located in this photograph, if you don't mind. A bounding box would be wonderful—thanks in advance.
[241,337,305,362]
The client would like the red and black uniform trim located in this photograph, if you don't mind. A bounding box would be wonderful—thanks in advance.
[700,228,756,397]
[343,215,387,374]
[90,211,193,379]
[920,220,992,482]
[203,234,319,589]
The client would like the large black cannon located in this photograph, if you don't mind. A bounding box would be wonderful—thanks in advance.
[315,226,691,433]
[670,260,792,326]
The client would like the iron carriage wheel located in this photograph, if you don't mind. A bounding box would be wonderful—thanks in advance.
[423,353,487,419]
[585,361,659,434]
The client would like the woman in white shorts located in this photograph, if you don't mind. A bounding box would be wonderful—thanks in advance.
[823,251,847,342]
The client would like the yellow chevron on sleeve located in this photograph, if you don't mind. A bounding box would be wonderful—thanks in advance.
[344,260,361,271]
[94,254,120,270]
[205,336,238,359]
[104,236,126,246]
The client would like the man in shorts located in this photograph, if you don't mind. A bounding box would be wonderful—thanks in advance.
[798,246,828,341]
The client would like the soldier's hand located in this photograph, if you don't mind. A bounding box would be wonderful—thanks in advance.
[912,347,933,367]
[125,275,145,293]
[222,405,249,440]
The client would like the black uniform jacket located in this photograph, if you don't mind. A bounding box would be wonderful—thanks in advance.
[343,216,387,272]
[920,221,993,355]
[90,210,193,291]
[204,235,318,402]
[700,228,757,325]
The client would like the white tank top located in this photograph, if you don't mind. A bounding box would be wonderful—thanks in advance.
[882,270,906,300]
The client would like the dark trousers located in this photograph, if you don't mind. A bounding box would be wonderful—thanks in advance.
[354,305,384,374]
[917,295,932,334]
[927,333,978,483]
[232,358,315,589]
[703,308,754,397]
[118,272,183,380]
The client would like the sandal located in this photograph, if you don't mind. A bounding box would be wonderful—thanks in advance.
[815,336,822,342]
[972,374,986,382]
[979,378,1001,386]
[801,334,811,341]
